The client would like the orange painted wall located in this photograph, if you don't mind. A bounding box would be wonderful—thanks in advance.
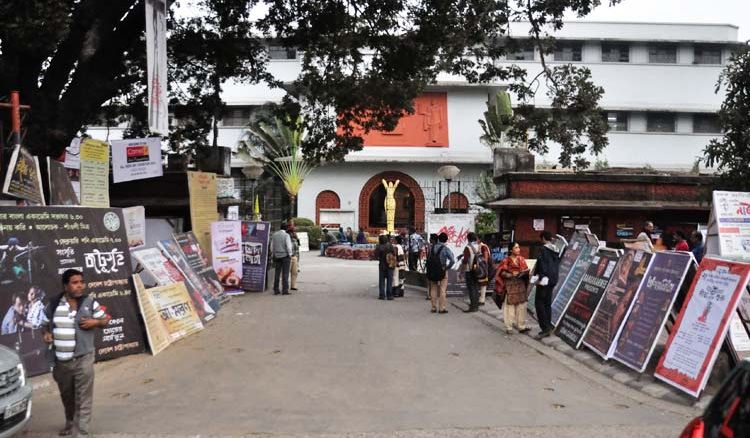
[358,92,449,147]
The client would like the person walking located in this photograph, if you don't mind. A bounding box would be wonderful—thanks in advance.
[494,242,530,334]
[477,237,493,306]
[461,232,482,313]
[42,269,110,437]
[271,223,293,295]
[426,232,455,313]
[392,236,407,297]
[407,226,424,271]
[374,235,396,300]
[532,231,560,339]
[289,230,300,291]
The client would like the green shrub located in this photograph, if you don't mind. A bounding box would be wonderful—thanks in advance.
[475,211,497,235]
[296,225,323,249]
[293,217,315,227]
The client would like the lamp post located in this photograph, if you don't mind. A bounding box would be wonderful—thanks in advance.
[437,165,461,213]
[242,163,264,220]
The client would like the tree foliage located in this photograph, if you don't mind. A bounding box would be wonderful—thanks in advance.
[703,45,750,190]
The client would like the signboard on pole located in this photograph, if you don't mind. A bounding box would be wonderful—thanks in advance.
[111,138,163,183]
[2,145,44,205]
[79,138,110,207]
[47,158,78,206]
[145,0,168,134]
[706,191,750,262]
[0,207,145,376]
[655,257,750,397]
[241,221,271,292]
[583,249,654,359]
[557,248,620,349]
[210,221,243,294]
[187,171,218,260]
[551,234,599,326]
[612,251,693,372]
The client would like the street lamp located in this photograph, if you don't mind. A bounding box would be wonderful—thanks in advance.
[437,165,461,213]
[242,163,264,219]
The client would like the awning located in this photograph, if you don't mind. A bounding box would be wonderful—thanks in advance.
[485,198,711,211]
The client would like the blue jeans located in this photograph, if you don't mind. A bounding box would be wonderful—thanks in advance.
[379,267,394,299]
[320,242,329,256]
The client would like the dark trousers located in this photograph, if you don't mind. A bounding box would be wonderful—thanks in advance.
[379,267,394,299]
[535,285,554,333]
[465,271,479,309]
[274,256,291,293]
[52,353,95,434]
[408,252,419,271]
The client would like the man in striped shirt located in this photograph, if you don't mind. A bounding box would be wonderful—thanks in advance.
[42,269,110,437]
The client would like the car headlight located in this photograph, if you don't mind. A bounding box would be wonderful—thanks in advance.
[16,363,25,387]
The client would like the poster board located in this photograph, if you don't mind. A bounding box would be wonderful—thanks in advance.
[551,232,588,301]
[47,158,79,206]
[0,207,145,376]
[557,248,620,349]
[111,138,163,183]
[173,232,227,304]
[425,213,475,259]
[210,221,243,295]
[79,138,110,207]
[706,191,750,261]
[63,137,82,201]
[298,232,310,252]
[2,145,45,205]
[612,251,693,372]
[654,257,750,397]
[241,221,271,292]
[122,206,146,249]
[551,234,599,326]
[583,249,654,359]
[157,239,221,314]
[187,171,218,259]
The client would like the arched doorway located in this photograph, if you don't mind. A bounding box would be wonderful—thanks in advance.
[315,190,340,225]
[359,171,425,232]
[442,192,469,211]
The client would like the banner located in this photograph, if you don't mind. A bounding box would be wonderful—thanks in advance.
[79,138,110,207]
[298,232,310,252]
[174,232,227,303]
[133,275,203,355]
[557,249,620,349]
[187,171,218,260]
[0,207,145,376]
[210,221,243,294]
[157,239,222,315]
[63,138,81,200]
[145,0,168,134]
[123,206,146,249]
[132,247,215,322]
[111,138,163,183]
[655,257,750,397]
[551,234,599,326]
[47,158,78,206]
[2,145,44,205]
[612,251,693,372]
[583,249,654,359]
[707,191,750,261]
[241,221,271,292]
[425,213,475,259]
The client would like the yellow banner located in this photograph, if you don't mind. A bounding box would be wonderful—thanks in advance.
[188,171,218,259]
[79,138,110,207]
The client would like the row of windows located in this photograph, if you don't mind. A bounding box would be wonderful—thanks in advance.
[606,112,721,134]
[509,42,725,65]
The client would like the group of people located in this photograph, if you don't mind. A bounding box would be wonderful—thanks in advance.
[270,222,301,295]
[1,285,48,335]
[637,221,705,262]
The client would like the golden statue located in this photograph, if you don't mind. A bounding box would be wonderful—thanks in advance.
[382,179,400,234]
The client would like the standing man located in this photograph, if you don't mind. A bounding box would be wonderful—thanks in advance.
[533,231,560,339]
[271,222,293,295]
[407,226,424,271]
[43,269,110,437]
[690,230,705,263]
[426,233,455,313]
[461,232,481,313]
[637,221,654,243]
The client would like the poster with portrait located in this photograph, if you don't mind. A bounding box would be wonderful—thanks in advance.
[654,257,750,397]
[0,207,145,376]
[241,221,271,292]
[157,238,221,315]
[557,248,620,349]
[2,145,45,205]
[583,249,654,359]
[612,251,693,372]
[210,221,243,295]
[551,234,600,327]
[173,232,227,303]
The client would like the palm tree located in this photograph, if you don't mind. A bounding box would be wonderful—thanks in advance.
[478,90,514,148]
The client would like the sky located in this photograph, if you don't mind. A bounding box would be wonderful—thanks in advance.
[564,0,750,41]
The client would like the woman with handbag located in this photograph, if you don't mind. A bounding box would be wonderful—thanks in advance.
[494,242,531,334]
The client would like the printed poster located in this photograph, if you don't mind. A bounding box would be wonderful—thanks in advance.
[210,221,243,295]
[157,239,221,315]
[241,221,271,292]
[47,158,78,206]
[551,232,588,300]
[425,213,475,258]
[145,0,168,134]
[63,137,81,200]
[298,232,310,252]
[110,138,163,183]
[583,249,654,359]
[557,249,620,349]
[0,207,145,376]
[707,191,750,261]
[79,138,110,207]
[551,234,599,327]
[187,171,218,259]
[173,232,227,303]
[123,206,146,249]
[612,251,693,372]
[655,257,750,397]
[2,145,45,205]
[133,275,203,355]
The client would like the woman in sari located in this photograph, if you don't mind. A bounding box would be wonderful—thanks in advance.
[494,242,530,334]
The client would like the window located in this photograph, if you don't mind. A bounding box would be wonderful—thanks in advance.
[268,45,297,60]
[649,45,677,63]
[693,114,721,133]
[507,47,535,61]
[601,43,629,62]
[554,42,582,62]
[606,112,628,131]
[221,106,255,127]
[646,112,676,132]
[694,45,722,64]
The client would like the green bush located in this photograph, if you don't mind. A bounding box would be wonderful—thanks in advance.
[475,211,498,235]
[296,225,323,249]
[293,217,315,227]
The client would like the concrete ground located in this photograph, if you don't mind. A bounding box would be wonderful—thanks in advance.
[25,253,694,437]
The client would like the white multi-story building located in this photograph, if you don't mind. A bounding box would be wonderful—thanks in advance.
[88,21,742,232]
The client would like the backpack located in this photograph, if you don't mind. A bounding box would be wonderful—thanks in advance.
[470,245,488,280]
[426,245,447,281]
[385,246,397,269]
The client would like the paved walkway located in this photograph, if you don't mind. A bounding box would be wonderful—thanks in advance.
[26,253,692,437]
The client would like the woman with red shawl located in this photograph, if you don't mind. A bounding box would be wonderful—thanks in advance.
[494,242,530,334]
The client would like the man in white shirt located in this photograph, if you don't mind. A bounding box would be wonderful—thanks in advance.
[270,222,293,295]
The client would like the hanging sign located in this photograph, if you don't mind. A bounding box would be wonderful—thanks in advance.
[79,138,110,207]
[111,138,163,183]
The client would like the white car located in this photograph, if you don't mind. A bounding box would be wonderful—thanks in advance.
[0,346,31,437]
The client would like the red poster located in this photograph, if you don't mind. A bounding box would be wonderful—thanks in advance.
[654,257,750,397]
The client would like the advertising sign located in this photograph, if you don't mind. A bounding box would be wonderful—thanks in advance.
[0,207,145,375]
[211,221,243,294]
[612,251,693,372]
[158,238,221,314]
[707,191,750,261]
[583,249,654,359]
[122,206,146,249]
[187,171,218,259]
[557,249,620,349]
[111,138,163,183]
[241,221,271,292]
[47,158,79,206]
[655,257,750,397]
[79,138,110,207]
[425,213,475,259]
[172,232,227,304]
[551,234,599,327]
[2,145,44,205]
